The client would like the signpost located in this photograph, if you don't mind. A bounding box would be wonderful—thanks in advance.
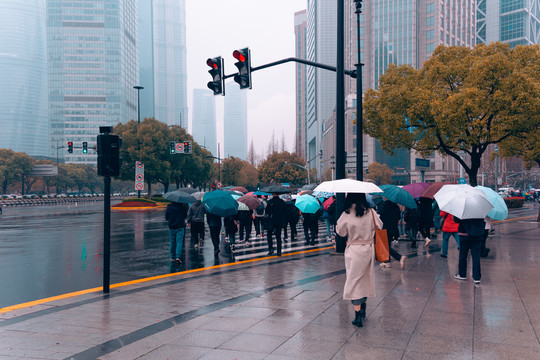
[135,161,144,193]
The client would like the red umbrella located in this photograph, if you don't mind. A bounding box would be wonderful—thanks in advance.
[402,182,431,198]
[237,194,261,211]
[420,181,454,199]
[245,191,255,196]
[323,196,335,210]
[230,186,248,193]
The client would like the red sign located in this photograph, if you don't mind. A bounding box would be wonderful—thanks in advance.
[136,174,144,181]
[175,143,184,152]
[136,161,144,169]
[216,182,222,189]
[135,182,144,190]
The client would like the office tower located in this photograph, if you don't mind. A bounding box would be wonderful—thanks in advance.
[224,84,247,160]
[138,0,188,128]
[294,10,307,159]
[306,0,337,176]
[477,0,540,47]
[0,0,48,157]
[192,89,216,156]
[47,0,139,164]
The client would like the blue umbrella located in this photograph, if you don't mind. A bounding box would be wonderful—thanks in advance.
[202,190,238,217]
[253,190,271,196]
[476,186,508,220]
[294,194,321,214]
[378,184,418,209]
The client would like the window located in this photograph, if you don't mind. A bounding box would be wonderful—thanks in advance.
[426,16,435,27]
[427,3,435,13]
[427,29,434,40]
[426,43,435,53]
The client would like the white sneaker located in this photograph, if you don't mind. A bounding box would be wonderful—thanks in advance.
[392,240,399,245]
[380,262,391,268]
[424,237,432,248]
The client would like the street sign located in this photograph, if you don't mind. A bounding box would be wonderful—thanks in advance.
[415,158,430,169]
[135,161,144,191]
[216,182,222,189]
[175,142,184,153]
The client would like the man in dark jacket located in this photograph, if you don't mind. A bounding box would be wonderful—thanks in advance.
[418,197,434,248]
[454,217,485,284]
[378,200,406,269]
[206,212,222,256]
[187,200,205,248]
[238,208,253,243]
[265,193,287,256]
[302,207,322,246]
[283,200,300,242]
[404,206,421,248]
[165,202,188,264]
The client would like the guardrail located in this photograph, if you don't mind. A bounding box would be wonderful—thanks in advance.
[0,196,125,207]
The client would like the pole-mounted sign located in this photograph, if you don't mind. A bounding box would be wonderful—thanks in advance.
[135,161,144,191]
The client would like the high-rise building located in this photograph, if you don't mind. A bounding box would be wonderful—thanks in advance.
[0,0,49,157]
[306,0,337,177]
[192,89,216,156]
[477,0,540,47]
[319,0,477,182]
[46,0,139,164]
[294,10,307,160]
[141,0,188,128]
[223,84,247,160]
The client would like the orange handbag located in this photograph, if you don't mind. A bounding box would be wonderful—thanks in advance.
[371,210,390,262]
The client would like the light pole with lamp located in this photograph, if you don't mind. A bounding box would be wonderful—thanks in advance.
[285,161,310,185]
[206,142,223,184]
[133,85,144,198]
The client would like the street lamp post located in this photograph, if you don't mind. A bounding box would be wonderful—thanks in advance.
[354,0,364,181]
[133,85,144,198]
[206,143,223,184]
[285,161,310,185]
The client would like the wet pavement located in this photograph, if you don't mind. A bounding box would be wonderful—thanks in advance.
[0,203,538,359]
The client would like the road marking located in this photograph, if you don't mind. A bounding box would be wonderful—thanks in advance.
[0,246,333,314]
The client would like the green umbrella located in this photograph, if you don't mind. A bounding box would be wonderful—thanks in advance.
[378,184,417,209]
[294,194,321,214]
[202,190,238,217]
[164,190,196,204]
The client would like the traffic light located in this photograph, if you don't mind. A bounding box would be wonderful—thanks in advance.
[170,141,176,154]
[206,56,224,95]
[67,142,73,153]
[183,141,192,154]
[97,134,122,177]
[82,142,88,154]
[233,48,252,89]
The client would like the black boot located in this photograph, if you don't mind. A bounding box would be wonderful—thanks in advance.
[352,310,363,327]
[360,302,366,319]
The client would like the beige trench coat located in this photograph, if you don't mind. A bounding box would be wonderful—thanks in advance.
[336,207,383,300]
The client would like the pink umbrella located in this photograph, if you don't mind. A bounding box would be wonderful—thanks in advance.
[402,182,431,198]
[245,191,255,196]
[420,181,454,199]
[323,196,335,210]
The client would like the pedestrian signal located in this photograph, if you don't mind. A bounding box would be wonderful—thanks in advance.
[82,142,88,154]
[233,48,252,89]
[183,141,192,154]
[170,141,176,154]
[207,56,224,95]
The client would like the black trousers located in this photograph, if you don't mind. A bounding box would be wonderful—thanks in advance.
[253,217,264,235]
[209,226,221,251]
[283,220,298,240]
[190,222,205,243]
[303,222,318,244]
[267,226,283,254]
[239,218,252,242]
[458,235,482,281]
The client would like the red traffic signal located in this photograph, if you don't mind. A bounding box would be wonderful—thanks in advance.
[67,141,73,153]
[233,48,251,89]
[206,56,224,96]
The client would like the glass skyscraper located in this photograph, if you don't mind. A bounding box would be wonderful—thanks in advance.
[46,0,138,164]
[192,89,216,156]
[224,84,247,160]
[0,0,49,157]
[477,0,540,47]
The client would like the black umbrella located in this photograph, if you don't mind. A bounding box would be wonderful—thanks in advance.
[260,185,291,194]
[164,190,196,204]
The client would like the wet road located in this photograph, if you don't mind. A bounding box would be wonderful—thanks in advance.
[0,202,236,308]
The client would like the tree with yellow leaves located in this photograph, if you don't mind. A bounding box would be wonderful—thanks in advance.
[364,43,539,186]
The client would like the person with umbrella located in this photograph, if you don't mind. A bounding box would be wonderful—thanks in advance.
[301,204,322,246]
[378,199,406,269]
[283,198,300,242]
[265,193,288,256]
[417,197,434,248]
[206,212,222,256]
[454,216,486,284]
[439,210,460,258]
[252,195,267,239]
[336,193,383,328]
[187,200,205,249]
[238,204,253,244]
[165,201,188,264]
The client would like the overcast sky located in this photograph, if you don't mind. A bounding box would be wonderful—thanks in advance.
[185,0,307,158]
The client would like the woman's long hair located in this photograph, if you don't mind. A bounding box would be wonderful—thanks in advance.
[344,193,370,217]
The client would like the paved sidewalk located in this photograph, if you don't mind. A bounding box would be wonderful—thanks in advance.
[1,205,539,360]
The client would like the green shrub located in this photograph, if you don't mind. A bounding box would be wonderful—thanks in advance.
[504,197,525,208]
[122,197,156,204]
[152,196,167,202]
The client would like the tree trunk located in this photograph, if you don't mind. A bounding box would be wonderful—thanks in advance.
[147,181,152,199]
[467,153,482,186]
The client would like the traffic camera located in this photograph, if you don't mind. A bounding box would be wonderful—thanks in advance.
[233,48,252,89]
[207,56,224,95]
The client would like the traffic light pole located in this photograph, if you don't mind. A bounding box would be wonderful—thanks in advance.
[103,175,111,293]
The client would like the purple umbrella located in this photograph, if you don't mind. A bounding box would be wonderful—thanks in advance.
[402,182,431,198]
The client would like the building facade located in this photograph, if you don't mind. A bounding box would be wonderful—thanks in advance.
[477,0,540,47]
[294,10,307,160]
[0,0,49,157]
[223,83,247,160]
[191,89,216,156]
[47,0,139,164]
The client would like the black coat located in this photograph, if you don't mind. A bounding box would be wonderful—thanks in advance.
[285,201,300,223]
[379,200,401,228]
[165,203,187,229]
[266,196,288,229]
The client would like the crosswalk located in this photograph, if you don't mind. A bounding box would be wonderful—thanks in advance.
[228,222,333,261]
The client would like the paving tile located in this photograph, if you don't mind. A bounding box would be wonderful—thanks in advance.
[245,319,307,337]
[406,333,472,356]
[292,290,337,302]
[169,329,239,348]
[473,322,538,347]
[221,306,278,320]
[271,337,343,360]
[402,349,473,360]
[331,343,404,360]
[136,344,212,360]
[473,340,540,360]
[290,322,356,343]
[220,332,288,353]
[192,316,261,333]
[198,348,267,360]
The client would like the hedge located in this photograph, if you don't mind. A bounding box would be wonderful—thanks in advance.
[504,197,525,208]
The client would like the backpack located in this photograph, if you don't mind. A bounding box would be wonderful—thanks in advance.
[255,202,265,216]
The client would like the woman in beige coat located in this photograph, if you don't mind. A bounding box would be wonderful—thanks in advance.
[336,193,383,327]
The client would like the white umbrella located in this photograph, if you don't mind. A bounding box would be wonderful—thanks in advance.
[434,184,494,219]
[313,179,383,194]
[192,191,205,201]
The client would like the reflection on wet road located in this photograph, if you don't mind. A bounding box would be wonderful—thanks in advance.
[0,202,330,308]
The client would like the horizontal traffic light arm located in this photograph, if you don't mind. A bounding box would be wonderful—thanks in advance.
[222,57,358,80]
